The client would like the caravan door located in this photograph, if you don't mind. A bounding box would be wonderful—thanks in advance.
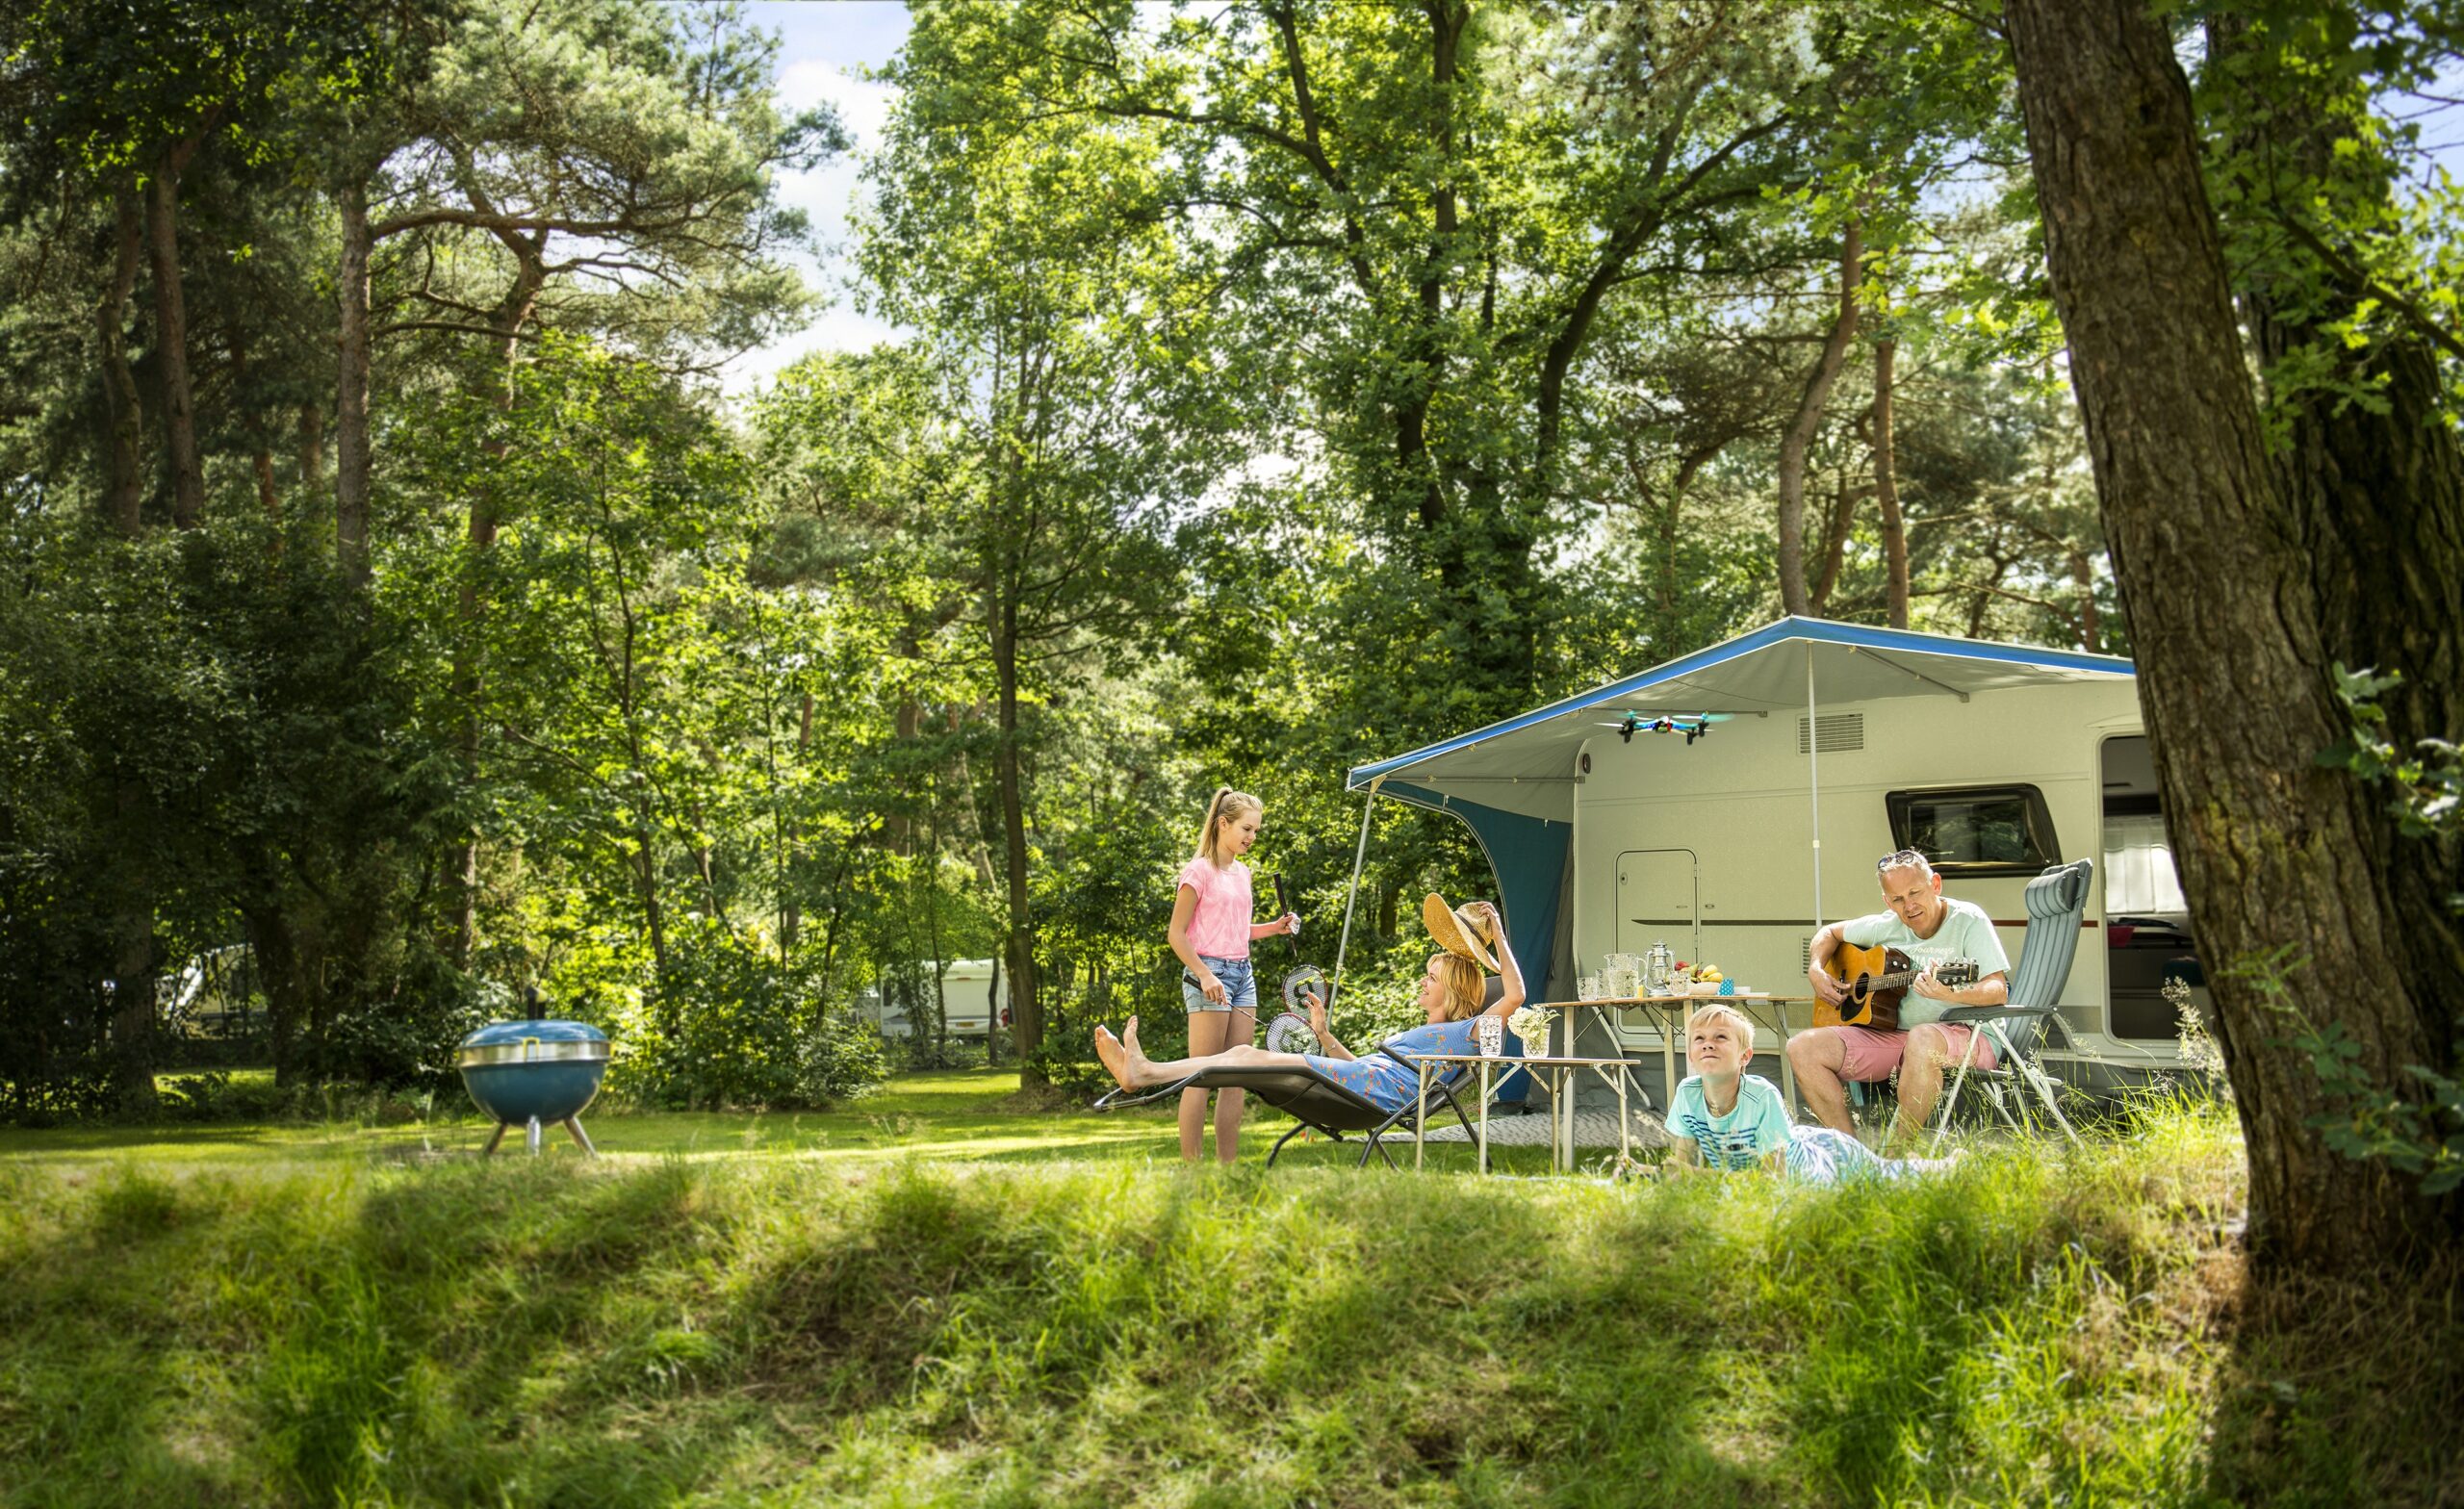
[1617,849,1702,976]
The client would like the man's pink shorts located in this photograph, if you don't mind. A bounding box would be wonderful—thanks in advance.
[1835,1022,1998,1082]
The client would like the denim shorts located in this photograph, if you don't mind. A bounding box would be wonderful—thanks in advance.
[1182,954,1258,1013]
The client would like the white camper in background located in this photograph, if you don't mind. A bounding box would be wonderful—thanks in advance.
[867,959,1007,1039]
[1345,618,2203,1111]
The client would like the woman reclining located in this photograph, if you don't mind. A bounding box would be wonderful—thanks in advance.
[1095,897,1523,1116]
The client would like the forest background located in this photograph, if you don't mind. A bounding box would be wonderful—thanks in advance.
[0,0,2448,1145]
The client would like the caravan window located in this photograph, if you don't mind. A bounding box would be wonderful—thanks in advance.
[1884,785,2059,876]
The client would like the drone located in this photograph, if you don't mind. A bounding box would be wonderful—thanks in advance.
[1596,710,1728,745]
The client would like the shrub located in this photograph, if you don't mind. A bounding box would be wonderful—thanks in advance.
[889,1033,987,1073]
[611,921,889,1110]
[798,1019,889,1105]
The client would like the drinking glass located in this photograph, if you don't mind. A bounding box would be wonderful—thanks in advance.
[1476,1015,1503,1057]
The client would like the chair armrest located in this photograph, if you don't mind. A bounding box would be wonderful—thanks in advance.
[1937,1004,2063,1025]
[1380,1045,1486,1096]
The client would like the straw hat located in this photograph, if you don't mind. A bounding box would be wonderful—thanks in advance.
[1422,892,1500,972]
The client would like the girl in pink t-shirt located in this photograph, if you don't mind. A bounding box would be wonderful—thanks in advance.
[1167,786,1297,1163]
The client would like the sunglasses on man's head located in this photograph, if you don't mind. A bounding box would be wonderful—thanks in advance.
[1875,849,1930,871]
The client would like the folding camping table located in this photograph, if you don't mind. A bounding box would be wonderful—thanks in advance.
[1411,1052,1641,1175]
[1535,993,1813,1106]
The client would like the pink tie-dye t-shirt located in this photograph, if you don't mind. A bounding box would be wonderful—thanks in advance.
[1176,857,1253,959]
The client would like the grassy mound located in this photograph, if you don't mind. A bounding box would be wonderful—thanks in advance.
[0,1100,2452,1507]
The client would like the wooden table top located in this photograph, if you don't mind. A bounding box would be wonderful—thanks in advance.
[1411,1052,1637,1068]
[1535,992,1812,1009]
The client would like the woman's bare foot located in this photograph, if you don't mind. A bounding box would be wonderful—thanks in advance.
[1121,1015,1143,1061]
[1093,1025,1134,1091]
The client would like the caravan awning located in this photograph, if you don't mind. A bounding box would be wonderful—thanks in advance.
[1347,617,2134,823]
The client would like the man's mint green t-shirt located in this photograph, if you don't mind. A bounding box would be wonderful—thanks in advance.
[1838,895,2012,1028]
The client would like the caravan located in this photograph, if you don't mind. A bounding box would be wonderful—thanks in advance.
[866,959,1008,1040]
[1342,618,2201,1112]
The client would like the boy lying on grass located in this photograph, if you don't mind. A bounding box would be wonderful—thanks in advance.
[1660,1002,1962,1185]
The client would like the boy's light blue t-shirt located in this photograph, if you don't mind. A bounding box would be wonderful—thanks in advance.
[1838,895,2013,1028]
[1666,1073,1791,1171]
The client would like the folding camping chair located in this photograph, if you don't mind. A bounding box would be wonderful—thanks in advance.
[1928,857,2093,1151]
[1091,980,1507,1169]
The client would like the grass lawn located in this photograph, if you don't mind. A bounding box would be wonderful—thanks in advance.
[0,1074,2455,1507]
[0,1068,1573,1174]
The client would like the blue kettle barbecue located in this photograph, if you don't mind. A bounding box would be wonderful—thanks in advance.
[456,1015,609,1156]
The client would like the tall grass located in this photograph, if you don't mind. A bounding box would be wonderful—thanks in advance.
[0,1097,2451,1507]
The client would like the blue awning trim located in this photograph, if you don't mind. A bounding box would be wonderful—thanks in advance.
[1381,781,1570,1005]
[1346,616,2134,790]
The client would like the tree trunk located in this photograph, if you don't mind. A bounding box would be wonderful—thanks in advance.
[2007,0,2460,1270]
[1777,221,1862,615]
[1873,338,1910,627]
[2066,546,2098,650]
[96,186,146,534]
[779,690,813,956]
[228,326,280,527]
[985,951,1003,1064]
[335,178,373,582]
[445,243,552,965]
[144,154,204,528]
[106,782,157,1113]
[110,916,157,1113]
[297,404,324,494]
[1808,471,1859,614]
[990,599,1042,1086]
[243,899,305,1087]
[2205,17,2464,1087]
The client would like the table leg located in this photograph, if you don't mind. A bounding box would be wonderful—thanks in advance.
[1618,1066,1630,1170]
[1478,1061,1492,1174]
[1550,1066,1566,1172]
[1660,1003,1679,1121]
[1556,1064,1574,1172]
[1758,998,1797,1107]
[1416,1061,1431,1171]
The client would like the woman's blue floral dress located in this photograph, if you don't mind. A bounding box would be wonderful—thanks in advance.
[1304,1016,1486,1113]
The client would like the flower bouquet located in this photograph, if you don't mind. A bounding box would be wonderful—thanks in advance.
[1507,1005,1551,1057]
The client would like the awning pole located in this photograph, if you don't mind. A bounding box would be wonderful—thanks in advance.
[1807,645,1824,930]
[1328,777,1381,1018]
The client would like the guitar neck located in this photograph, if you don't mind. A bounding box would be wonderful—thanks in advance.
[1853,971,1971,996]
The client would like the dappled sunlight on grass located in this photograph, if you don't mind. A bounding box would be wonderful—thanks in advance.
[0,1067,1577,1175]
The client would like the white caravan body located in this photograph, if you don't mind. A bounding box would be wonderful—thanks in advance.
[868,960,1005,1039]
[1346,618,2200,1106]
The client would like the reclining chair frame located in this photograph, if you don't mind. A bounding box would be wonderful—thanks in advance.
[1927,857,2095,1152]
[1094,1044,1486,1169]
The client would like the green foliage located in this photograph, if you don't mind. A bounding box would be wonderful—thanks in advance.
[612,919,888,1111]
[2294,663,2464,1192]
[2321,662,2464,852]
[2195,2,2464,435]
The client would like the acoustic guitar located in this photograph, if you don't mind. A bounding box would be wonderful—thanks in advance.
[1815,944,1980,1032]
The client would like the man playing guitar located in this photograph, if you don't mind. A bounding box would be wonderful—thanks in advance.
[1789,849,2012,1151]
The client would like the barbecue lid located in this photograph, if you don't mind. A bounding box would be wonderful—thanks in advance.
[456,1017,610,1067]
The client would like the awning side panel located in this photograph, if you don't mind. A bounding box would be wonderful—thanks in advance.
[1384,782,1572,1005]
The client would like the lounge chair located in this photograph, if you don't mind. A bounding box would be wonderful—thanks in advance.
[1091,980,1507,1168]
[1928,857,2094,1150]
